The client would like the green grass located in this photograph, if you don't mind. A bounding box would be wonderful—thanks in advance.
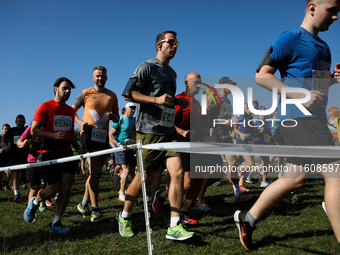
[0,168,337,255]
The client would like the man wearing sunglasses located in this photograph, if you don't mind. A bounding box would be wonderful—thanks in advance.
[117,31,194,241]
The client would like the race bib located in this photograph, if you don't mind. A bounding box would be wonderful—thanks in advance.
[160,108,176,127]
[54,115,72,131]
[13,135,20,144]
[312,70,331,95]
[91,128,107,143]
[264,134,270,143]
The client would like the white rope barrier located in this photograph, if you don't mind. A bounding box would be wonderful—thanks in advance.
[142,142,340,159]
[0,144,138,172]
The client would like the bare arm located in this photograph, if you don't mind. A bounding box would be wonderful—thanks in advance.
[124,82,173,106]
[2,135,9,151]
[255,65,323,110]
[129,120,136,140]
[109,128,118,148]
[17,139,30,148]
[71,105,94,131]
[31,121,68,140]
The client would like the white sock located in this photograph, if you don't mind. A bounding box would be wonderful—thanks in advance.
[14,190,19,196]
[121,210,131,219]
[52,215,61,226]
[233,184,240,197]
[170,216,181,228]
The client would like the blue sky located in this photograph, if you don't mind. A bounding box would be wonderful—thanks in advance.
[1,0,340,129]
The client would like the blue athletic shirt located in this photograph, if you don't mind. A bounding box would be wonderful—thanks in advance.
[112,115,135,145]
[270,27,331,120]
[253,119,271,143]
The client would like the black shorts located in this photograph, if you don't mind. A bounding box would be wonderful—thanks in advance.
[10,157,27,172]
[80,128,110,153]
[27,166,44,187]
[41,150,76,185]
[280,118,337,166]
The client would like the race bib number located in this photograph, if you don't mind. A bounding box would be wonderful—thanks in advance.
[54,115,72,131]
[91,128,107,143]
[312,70,331,95]
[160,108,176,127]
[13,135,20,144]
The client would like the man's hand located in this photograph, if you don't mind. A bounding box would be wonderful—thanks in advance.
[54,131,69,140]
[334,63,340,83]
[156,94,173,105]
[22,139,31,147]
[82,122,94,131]
[106,112,119,123]
[301,90,324,111]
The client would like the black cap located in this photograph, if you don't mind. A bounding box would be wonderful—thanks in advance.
[219,77,237,85]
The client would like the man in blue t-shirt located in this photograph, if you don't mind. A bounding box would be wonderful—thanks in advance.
[109,102,136,202]
[235,0,340,251]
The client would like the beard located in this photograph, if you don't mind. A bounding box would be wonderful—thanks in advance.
[96,81,106,87]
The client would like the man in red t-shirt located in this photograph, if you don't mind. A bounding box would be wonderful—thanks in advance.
[23,77,83,234]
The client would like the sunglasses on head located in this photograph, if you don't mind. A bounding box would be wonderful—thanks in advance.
[158,39,179,47]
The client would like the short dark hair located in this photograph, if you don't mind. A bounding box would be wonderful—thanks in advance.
[2,123,10,129]
[155,31,177,51]
[16,114,25,121]
[53,77,75,94]
[92,66,107,75]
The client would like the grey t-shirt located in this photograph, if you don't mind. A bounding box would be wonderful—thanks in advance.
[133,58,177,135]
[218,95,233,137]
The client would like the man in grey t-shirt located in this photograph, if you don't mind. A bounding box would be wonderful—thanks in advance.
[116,30,194,241]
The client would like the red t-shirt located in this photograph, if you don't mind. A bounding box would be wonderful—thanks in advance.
[33,99,75,153]
[174,92,201,135]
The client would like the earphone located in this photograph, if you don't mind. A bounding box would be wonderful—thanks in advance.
[311,7,315,11]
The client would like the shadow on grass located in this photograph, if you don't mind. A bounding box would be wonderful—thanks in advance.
[254,230,334,255]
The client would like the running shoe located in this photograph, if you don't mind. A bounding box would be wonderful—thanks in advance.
[181,212,198,224]
[255,173,263,182]
[234,210,255,250]
[322,202,328,215]
[111,175,120,191]
[166,222,194,241]
[91,209,105,222]
[283,192,302,204]
[152,190,165,214]
[50,221,70,234]
[239,185,250,192]
[24,197,39,222]
[23,184,27,189]
[118,192,126,202]
[45,199,54,207]
[83,173,89,179]
[260,181,269,188]
[233,193,254,203]
[13,193,22,202]
[117,212,134,238]
[77,203,90,218]
[39,201,47,212]
[245,175,255,184]
[3,184,9,191]
[194,200,211,211]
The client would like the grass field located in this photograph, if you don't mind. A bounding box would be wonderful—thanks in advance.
[0,167,338,255]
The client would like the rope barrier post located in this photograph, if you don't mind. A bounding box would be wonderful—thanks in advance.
[137,140,153,255]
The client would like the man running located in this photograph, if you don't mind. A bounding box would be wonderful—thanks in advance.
[117,30,194,241]
[24,77,83,233]
[235,0,340,250]
[73,66,119,222]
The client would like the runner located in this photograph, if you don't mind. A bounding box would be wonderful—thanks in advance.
[117,30,194,241]
[235,0,340,250]
[72,66,119,222]
[109,102,136,202]
[3,115,29,202]
[23,77,83,233]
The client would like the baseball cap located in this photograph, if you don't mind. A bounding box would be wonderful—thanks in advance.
[125,102,136,108]
[218,77,237,85]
